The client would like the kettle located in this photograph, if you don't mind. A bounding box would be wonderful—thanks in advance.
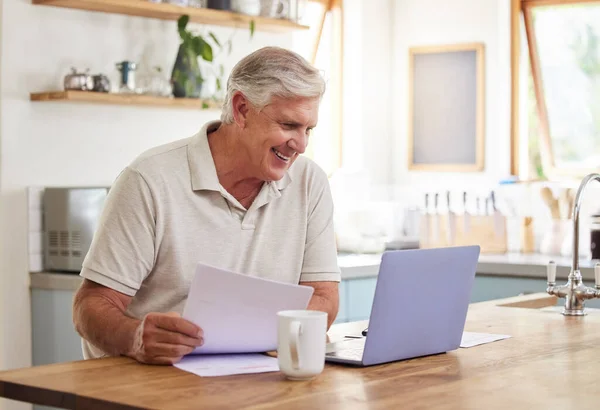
[64,67,94,91]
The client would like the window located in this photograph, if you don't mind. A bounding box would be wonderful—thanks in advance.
[293,0,343,176]
[516,0,600,179]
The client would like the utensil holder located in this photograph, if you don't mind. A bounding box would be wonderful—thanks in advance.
[420,213,507,254]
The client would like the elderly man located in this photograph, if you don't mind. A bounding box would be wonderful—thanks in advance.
[72,46,340,365]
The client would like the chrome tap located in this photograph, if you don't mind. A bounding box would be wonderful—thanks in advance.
[547,173,600,315]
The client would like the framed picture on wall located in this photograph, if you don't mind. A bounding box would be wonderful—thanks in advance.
[408,42,485,172]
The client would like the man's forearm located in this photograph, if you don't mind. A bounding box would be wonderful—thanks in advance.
[73,294,140,357]
[307,293,339,329]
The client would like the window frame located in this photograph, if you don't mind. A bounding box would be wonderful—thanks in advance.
[512,0,600,179]
[305,0,344,175]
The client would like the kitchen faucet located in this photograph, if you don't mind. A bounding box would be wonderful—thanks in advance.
[547,173,600,315]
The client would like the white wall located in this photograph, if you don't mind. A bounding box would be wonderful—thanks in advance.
[0,0,4,403]
[341,0,394,185]
[0,1,293,409]
[338,0,511,202]
[391,0,511,193]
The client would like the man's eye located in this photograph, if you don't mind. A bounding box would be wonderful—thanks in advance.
[306,128,313,136]
[282,123,295,129]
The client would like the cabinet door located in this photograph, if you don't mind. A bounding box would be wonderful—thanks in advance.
[334,280,349,323]
[31,289,83,366]
[471,276,547,303]
[345,278,378,322]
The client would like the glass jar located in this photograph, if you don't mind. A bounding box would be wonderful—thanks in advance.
[590,214,600,259]
[166,0,189,6]
[188,0,207,7]
[140,66,173,98]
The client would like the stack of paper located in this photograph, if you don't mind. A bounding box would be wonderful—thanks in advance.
[182,263,314,354]
[175,354,279,377]
[460,332,511,348]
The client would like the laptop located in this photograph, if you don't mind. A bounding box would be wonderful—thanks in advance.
[325,246,480,366]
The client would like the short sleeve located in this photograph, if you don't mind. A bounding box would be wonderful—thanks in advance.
[299,169,341,283]
[80,167,156,296]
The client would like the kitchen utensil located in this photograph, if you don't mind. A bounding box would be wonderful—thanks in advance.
[463,191,470,233]
[166,0,190,6]
[422,193,430,247]
[92,74,110,93]
[432,193,439,243]
[446,191,456,244]
[260,0,288,18]
[565,188,575,219]
[540,187,560,219]
[232,0,261,15]
[521,216,535,253]
[139,67,172,97]
[115,61,139,94]
[541,219,569,255]
[490,191,505,238]
[208,0,231,9]
[64,67,94,91]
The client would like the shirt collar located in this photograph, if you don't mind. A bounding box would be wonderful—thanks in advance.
[187,120,293,192]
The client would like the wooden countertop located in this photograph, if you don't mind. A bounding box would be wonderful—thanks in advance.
[1,293,599,409]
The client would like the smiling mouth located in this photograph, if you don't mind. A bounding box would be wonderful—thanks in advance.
[272,148,291,162]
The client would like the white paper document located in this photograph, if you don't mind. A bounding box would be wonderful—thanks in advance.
[175,354,279,377]
[182,263,314,354]
[460,332,511,348]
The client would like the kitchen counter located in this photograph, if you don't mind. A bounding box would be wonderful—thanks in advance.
[30,252,600,290]
[2,293,598,409]
[338,251,600,281]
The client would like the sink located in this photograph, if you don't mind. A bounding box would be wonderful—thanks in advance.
[494,293,600,313]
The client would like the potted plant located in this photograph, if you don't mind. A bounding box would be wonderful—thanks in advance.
[171,15,255,100]
[171,15,215,98]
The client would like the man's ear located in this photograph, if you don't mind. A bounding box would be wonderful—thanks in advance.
[232,91,250,128]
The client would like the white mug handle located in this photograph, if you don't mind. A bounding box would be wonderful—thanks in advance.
[289,320,302,371]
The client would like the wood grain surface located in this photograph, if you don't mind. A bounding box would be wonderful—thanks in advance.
[1,293,598,409]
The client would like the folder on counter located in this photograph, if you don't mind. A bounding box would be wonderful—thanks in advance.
[182,263,314,354]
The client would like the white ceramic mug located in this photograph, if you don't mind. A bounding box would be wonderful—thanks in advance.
[277,310,327,380]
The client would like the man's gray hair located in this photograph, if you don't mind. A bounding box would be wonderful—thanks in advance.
[220,46,326,124]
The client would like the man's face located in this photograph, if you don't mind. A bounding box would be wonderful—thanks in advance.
[240,95,319,182]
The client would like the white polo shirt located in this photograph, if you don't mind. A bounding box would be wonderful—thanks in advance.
[80,121,341,358]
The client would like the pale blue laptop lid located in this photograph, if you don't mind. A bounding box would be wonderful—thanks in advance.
[362,246,480,366]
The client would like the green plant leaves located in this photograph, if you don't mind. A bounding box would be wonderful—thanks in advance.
[250,20,255,38]
[201,39,213,61]
[178,15,189,39]
[209,32,221,48]
[191,36,204,56]
[191,36,214,62]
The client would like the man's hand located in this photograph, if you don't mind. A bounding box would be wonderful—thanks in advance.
[128,312,204,365]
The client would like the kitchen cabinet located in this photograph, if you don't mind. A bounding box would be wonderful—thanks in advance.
[335,274,600,323]
[31,289,83,366]
[31,289,83,410]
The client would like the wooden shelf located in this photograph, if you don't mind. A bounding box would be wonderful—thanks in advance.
[30,90,222,110]
[32,0,309,33]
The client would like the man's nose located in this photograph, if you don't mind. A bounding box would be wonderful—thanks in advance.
[287,133,308,154]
